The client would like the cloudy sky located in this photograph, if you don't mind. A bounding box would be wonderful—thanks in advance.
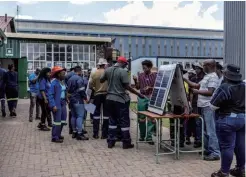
[0,1,223,29]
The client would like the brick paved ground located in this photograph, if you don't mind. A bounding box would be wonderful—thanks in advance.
[0,99,221,177]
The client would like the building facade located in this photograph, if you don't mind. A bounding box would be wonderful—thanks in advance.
[16,19,224,60]
[224,1,245,79]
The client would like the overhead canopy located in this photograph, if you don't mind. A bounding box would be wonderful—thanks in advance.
[5,32,112,43]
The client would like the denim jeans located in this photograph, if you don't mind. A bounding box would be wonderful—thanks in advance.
[71,103,85,134]
[216,113,245,174]
[197,106,220,156]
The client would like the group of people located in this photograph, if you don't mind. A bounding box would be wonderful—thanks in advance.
[133,59,245,177]
[26,56,144,149]
[0,57,245,177]
[0,64,18,118]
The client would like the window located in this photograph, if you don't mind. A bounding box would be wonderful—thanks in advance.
[209,47,212,56]
[191,43,194,56]
[197,45,200,56]
[136,44,138,57]
[164,45,167,56]
[185,44,188,56]
[142,44,145,56]
[162,61,169,65]
[203,45,206,56]
[158,45,161,55]
[149,45,152,56]
[176,42,180,56]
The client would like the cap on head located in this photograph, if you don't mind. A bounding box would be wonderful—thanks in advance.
[51,66,66,77]
[97,58,108,66]
[117,56,128,64]
[223,64,242,82]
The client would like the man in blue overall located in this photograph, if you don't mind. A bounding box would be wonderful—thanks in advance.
[65,67,75,134]
[28,68,41,122]
[0,64,6,117]
[67,66,89,141]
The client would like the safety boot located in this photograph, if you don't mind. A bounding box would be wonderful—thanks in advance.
[1,110,6,117]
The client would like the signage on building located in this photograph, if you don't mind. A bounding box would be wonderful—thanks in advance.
[6,48,13,57]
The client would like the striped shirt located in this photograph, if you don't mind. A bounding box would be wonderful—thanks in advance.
[197,72,219,107]
[138,72,157,96]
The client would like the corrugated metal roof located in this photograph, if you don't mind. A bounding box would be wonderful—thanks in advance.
[0,16,13,31]
[5,32,112,43]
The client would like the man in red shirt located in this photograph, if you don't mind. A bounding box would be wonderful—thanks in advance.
[133,60,157,144]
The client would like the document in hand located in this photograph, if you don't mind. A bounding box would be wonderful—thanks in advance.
[84,103,96,114]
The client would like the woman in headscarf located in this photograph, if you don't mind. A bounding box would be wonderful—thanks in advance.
[4,64,18,117]
[37,67,52,131]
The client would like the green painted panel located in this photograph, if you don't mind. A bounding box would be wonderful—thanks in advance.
[0,38,20,59]
[18,57,28,98]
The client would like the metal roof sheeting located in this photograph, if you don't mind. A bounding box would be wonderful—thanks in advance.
[0,16,14,31]
[5,32,112,43]
[224,1,245,79]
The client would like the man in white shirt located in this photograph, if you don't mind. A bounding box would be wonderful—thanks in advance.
[184,59,220,161]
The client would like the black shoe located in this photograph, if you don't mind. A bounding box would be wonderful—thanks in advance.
[82,130,88,134]
[194,141,202,148]
[230,167,245,177]
[48,123,53,128]
[29,119,33,122]
[101,136,107,139]
[40,125,50,131]
[186,137,191,145]
[69,129,73,135]
[204,155,220,161]
[35,117,41,120]
[1,110,6,117]
[199,151,210,156]
[10,112,14,117]
[72,132,77,139]
[59,136,64,140]
[139,138,145,141]
[123,143,134,149]
[51,139,63,143]
[12,111,17,117]
[211,170,229,177]
[76,134,89,140]
[93,135,99,139]
[108,143,115,149]
[180,143,185,148]
[148,141,155,145]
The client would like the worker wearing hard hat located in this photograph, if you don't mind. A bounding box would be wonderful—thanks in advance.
[48,66,67,143]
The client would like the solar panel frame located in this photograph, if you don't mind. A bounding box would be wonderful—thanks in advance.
[148,64,177,115]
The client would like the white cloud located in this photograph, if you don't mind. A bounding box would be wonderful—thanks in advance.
[61,15,74,21]
[15,15,33,19]
[69,0,92,5]
[103,1,223,30]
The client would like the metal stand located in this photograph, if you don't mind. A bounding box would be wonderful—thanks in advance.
[137,111,204,164]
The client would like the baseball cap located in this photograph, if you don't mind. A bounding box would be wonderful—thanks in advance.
[117,56,128,64]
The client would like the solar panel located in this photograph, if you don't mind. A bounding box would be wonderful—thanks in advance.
[148,64,176,115]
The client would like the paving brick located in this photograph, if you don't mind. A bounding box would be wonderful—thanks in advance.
[0,99,228,177]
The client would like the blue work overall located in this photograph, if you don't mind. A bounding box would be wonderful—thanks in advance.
[48,79,67,140]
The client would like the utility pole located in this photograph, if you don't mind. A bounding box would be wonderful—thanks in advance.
[16,5,19,32]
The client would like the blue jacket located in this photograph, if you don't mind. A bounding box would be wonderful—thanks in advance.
[67,74,87,104]
[38,78,51,99]
[0,68,6,89]
[5,71,18,89]
[48,79,65,109]
[65,71,75,85]
[28,73,39,94]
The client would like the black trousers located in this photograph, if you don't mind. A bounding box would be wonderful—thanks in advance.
[68,103,72,133]
[186,106,198,139]
[93,94,109,137]
[39,98,52,126]
[169,105,185,144]
[106,100,131,145]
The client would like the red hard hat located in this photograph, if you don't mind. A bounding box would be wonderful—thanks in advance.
[51,66,66,77]
[117,56,128,64]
